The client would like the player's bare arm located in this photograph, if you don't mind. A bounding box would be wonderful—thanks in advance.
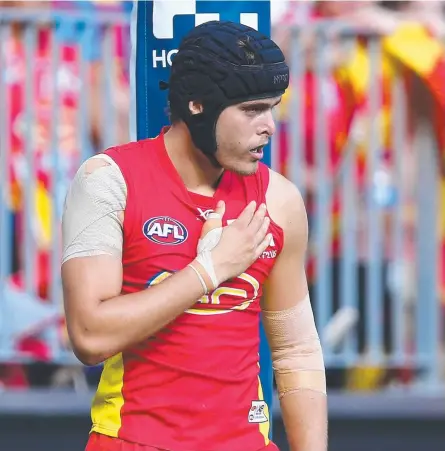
[61,157,271,366]
[262,169,328,451]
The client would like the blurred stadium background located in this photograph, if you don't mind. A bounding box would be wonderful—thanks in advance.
[0,1,444,450]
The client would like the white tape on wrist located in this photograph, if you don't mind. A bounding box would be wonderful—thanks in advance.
[195,250,219,289]
[196,222,223,290]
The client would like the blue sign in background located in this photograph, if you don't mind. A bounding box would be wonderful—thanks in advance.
[134,0,274,434]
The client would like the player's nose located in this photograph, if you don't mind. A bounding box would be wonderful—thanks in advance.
[258,110,276,137]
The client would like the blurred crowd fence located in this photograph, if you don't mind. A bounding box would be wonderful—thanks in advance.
[0,7,132,366]
[272,20,445,391]
[0,10,444,391]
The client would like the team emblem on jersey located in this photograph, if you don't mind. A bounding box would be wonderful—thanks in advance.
[248,400,268,423]
[143,216,188,245]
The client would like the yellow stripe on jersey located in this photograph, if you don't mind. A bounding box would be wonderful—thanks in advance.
[210,287,246,304]
[257,376,271,446]
[238,273,259,298]
[90,353,125,437]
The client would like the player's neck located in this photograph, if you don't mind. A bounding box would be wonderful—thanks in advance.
[164,124,224,196]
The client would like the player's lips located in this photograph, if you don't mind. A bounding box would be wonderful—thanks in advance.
[249,145,265,160]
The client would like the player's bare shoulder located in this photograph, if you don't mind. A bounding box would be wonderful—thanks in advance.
[265,168,308,246]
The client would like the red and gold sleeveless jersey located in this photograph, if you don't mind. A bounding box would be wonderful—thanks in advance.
[90,129,284,451]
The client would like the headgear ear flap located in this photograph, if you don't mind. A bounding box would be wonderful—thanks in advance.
[163,20,289,159]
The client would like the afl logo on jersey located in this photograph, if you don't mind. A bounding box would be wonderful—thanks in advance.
[143,216,188,245]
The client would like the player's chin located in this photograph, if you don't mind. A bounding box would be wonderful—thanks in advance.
[230,160,259,176]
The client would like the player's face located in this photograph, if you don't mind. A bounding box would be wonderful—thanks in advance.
[214,96,281,175]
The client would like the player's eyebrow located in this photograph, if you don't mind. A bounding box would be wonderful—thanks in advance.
[240,98,282,109]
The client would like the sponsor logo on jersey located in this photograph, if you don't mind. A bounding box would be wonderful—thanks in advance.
[248,400,268,423]
[260,249,277,259]
[143,216,188,245]
[197,207,214,220]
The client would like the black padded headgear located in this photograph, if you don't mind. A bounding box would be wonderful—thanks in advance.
[162,20,289,160]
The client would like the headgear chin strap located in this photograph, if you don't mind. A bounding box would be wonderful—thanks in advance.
[161,20,289,159]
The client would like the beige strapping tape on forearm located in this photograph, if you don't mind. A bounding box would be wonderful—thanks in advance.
[275,371,326,399]
[262,294,327,398]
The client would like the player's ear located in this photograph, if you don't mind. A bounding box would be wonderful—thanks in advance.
[189,100,204,115]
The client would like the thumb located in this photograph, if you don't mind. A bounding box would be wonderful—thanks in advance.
[200,201,225,239]
[213,200,225,219]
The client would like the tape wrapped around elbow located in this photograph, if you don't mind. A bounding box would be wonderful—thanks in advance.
[262,294,326,398]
